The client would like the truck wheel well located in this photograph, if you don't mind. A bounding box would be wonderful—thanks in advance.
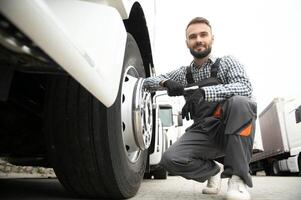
[124,2,154,77]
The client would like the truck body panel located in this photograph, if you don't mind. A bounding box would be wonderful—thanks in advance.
[0,0,155,107]
[251,97,301,174]
[283,98,301,155]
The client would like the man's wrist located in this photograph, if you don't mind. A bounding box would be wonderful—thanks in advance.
[160,80,168,87]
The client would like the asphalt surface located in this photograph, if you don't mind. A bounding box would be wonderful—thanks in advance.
[134,176,301,200]
[0,175,300,200]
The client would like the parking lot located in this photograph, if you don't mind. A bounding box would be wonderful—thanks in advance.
[133,175,301,200]
[1,171,301,200]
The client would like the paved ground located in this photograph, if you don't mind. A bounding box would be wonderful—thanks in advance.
[0,173,300,199]
[133,176,301,200]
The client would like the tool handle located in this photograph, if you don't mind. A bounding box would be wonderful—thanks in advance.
[183,86,199,96]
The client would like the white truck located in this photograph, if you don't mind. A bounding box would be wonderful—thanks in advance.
[0,0,158,199]
[145,94,183,179]
[250,97,301,176]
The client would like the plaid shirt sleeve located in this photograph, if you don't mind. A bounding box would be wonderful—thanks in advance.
[143,67,187,92]
[202,55,253,102]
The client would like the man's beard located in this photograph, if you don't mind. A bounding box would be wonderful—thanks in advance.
[189,46,212,59]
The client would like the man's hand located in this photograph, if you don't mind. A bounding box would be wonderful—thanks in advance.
[181,88,205,120]
[181,101,194,120]
[163,80,184,96]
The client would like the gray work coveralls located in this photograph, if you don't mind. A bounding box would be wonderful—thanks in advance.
[160,59,257,187]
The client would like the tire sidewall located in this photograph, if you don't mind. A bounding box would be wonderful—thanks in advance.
[107,34,147,196]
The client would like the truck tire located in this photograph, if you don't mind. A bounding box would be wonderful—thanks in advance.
[271,160,280,175]
[45,34,148,199]
[153,166,167,179]
[264,159,279,176]
[263,160,273,176]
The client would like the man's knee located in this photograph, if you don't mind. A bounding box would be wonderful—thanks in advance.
[160,148,174,168]
[160,149,192,169]
[225,96,257,114]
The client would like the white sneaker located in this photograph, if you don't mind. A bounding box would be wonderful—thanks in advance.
[225,175,251,200]
[202,162,223,195]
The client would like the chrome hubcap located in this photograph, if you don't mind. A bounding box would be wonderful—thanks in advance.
[121,66,153,163]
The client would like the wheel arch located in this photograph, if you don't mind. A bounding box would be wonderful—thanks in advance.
[124,2,154,78]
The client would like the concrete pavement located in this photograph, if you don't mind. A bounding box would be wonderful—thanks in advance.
[0,174,300,199]
[133,176,301,200]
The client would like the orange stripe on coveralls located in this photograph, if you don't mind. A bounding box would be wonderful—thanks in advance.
[213,105,222,118]
[240,123,252,137]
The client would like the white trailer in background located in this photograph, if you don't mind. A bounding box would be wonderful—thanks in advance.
[145,94,183,179]
[250,97,301,176]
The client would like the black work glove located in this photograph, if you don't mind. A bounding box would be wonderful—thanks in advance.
[163,80,184,96]
[181,88,205,120]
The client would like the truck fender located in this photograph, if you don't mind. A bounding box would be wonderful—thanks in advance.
[0,0,127,107]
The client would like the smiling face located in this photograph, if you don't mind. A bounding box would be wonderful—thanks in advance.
[186,22,214,60]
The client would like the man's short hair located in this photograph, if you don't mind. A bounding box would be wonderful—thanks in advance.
[186,17,212,30]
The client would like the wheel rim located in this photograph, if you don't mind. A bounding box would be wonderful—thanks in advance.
[272,161,279,175]
[121,66,153,163]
